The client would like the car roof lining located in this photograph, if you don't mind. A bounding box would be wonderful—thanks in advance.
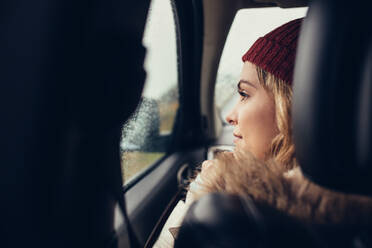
[200,0,308,140]
[243,0,308,8]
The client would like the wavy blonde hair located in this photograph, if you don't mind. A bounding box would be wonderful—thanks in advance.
[256,66,296,169]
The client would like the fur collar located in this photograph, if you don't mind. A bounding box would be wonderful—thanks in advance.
[189,150,372,227]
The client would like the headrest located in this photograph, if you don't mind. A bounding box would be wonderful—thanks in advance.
[293,0,372,196]
[175,193,266,247]
[175,193,322,248]
[0,1,149,246]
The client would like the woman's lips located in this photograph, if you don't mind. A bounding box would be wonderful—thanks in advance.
[233,133,242,143]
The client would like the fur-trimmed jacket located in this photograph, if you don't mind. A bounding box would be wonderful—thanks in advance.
[153,150,372,247]
[191,150,372,227]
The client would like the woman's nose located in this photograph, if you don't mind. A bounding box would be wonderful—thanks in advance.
[225,109,237,125]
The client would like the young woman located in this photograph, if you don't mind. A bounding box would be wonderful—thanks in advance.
[226,17,299,169]
[153,18,302,248]
[154,17,372,247]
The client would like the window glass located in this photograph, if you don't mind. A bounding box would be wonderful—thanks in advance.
[120,0,178,184]
[215,7,307,123]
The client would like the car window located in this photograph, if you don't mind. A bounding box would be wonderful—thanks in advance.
[120,0,178,185]
[215,7,307,124]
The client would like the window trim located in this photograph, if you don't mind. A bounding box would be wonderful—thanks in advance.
[121,0,182,190]
[123,153,171,192]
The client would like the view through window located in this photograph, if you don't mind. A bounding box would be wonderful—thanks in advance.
[120,0,178,184]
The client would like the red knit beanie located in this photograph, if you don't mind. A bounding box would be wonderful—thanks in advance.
[242,18,303,84]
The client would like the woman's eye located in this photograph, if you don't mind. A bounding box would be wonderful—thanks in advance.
[238,90,250,101]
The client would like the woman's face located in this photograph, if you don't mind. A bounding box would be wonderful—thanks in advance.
[226,62,278,160]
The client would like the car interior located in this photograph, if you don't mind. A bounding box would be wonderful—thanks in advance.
[1,0,371,247]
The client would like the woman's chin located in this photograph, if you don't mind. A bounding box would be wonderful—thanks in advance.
[233,141,245,152]
[233,137,243,145]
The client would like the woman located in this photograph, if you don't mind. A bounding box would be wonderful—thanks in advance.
[154,17,372,247]
[190,17,372,227]
[153,18,302,248]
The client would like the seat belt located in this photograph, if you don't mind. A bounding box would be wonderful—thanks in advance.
[116,187,141,248]
[144,163,192,247]
[144,188,185,248]
[103,128,141,248]
[111,151,141,248]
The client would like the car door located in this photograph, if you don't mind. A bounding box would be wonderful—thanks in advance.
[115,0,206,246]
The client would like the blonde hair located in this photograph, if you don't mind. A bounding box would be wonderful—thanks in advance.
[256,66,296,169]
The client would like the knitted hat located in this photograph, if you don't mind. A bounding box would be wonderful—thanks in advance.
[242,18,303,84]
